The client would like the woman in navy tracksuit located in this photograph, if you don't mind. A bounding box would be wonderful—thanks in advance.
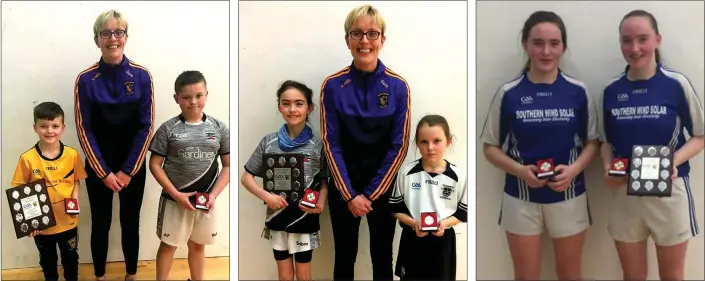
[319,4,411,280]
[73,10,153,281]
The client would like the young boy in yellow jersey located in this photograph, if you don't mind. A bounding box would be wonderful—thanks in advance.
[11,102,87,281]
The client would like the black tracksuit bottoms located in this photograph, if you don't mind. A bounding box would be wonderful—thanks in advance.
[34,227,79,281]
[85,163,146,277]
[328,185,397,280]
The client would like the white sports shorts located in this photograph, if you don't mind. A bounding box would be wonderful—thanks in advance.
[608,176,699,246]
[499,192,591,238]
[268,230,321,254]
[156,196,218,247]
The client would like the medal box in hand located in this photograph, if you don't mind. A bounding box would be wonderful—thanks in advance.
[190,192,211,211]
[420,212,439,232]
[608,157,629,176]
[64,198,80,214]
[536,158,555,179]
[300,188,319,208]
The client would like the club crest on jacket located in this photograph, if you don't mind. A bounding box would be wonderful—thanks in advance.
[378,93,389,108]
[124,81,134,94]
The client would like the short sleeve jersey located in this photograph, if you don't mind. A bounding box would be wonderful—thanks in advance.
[389,159,468,230]
[481,71,598,204]
[599,64,705,177]
[11,142,87,235]
[149,114,230,194]
[244,131,328,233]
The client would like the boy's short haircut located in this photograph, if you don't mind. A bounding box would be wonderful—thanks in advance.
[34,102,65,123]
[174,70,207,94]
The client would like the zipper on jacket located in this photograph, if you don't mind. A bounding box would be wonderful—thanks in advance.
[113,72,117,97]
[362,72,368,110]
[110,65,118,98]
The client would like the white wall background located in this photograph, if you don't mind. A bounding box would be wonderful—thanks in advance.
[1,1,230,270]
[238,1,467,280]
[476,1,704,280]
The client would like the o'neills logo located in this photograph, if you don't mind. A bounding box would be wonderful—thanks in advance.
[178,147,215,159]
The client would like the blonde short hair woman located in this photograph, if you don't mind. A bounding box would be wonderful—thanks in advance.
[320,4,412,280]
[73,10,154,281]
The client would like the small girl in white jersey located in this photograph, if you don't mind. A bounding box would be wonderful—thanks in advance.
[389,114,467,281]
[241,80,329,281]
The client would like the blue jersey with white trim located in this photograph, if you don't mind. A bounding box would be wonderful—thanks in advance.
[481,71,598,204]
[599,64,705,177]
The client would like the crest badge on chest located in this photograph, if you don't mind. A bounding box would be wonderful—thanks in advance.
[206,132,217,142]
[124,81,134,95]
[378,93,389,108]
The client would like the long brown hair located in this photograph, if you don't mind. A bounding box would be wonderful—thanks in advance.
[619,10,661,63]
[521,11,567,71]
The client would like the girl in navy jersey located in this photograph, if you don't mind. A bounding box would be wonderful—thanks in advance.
[390,115,467,281]
[480,11,599,280]
[598,10,704,281]
[240,80,329,281]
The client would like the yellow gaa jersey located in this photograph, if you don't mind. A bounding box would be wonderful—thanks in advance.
[11,142,87,235]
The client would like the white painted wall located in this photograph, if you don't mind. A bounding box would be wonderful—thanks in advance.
[1,1,230,270]
[476,1,704,280]
[238,1,468,280]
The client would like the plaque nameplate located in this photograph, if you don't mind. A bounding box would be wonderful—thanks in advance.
[5,180,57,238]
[627,145,674,197]
[262,153,305,204]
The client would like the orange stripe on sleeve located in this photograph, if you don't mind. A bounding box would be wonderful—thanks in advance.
[128,62,155,176]
[74,64,107,178]
[320,67,353,201]
[370,70,411,200]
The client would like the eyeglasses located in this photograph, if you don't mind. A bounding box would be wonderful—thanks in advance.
[349,30,381,41]
[99,29,127,39]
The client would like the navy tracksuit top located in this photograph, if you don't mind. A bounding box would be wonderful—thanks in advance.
[74,55,154,179]
[320,59,412,202]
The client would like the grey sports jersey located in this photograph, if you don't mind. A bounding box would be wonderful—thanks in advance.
[245,132,326,190]
[245,131,328,233]
[149,114,230,193]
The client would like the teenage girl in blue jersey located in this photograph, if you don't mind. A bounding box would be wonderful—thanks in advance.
[480,11,599,280]
[599,10,704,281]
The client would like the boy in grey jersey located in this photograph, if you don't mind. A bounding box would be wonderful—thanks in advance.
[148,71,230,281]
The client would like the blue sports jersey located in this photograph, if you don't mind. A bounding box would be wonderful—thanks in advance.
[599,64,704,177]
[481,71,598,204]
